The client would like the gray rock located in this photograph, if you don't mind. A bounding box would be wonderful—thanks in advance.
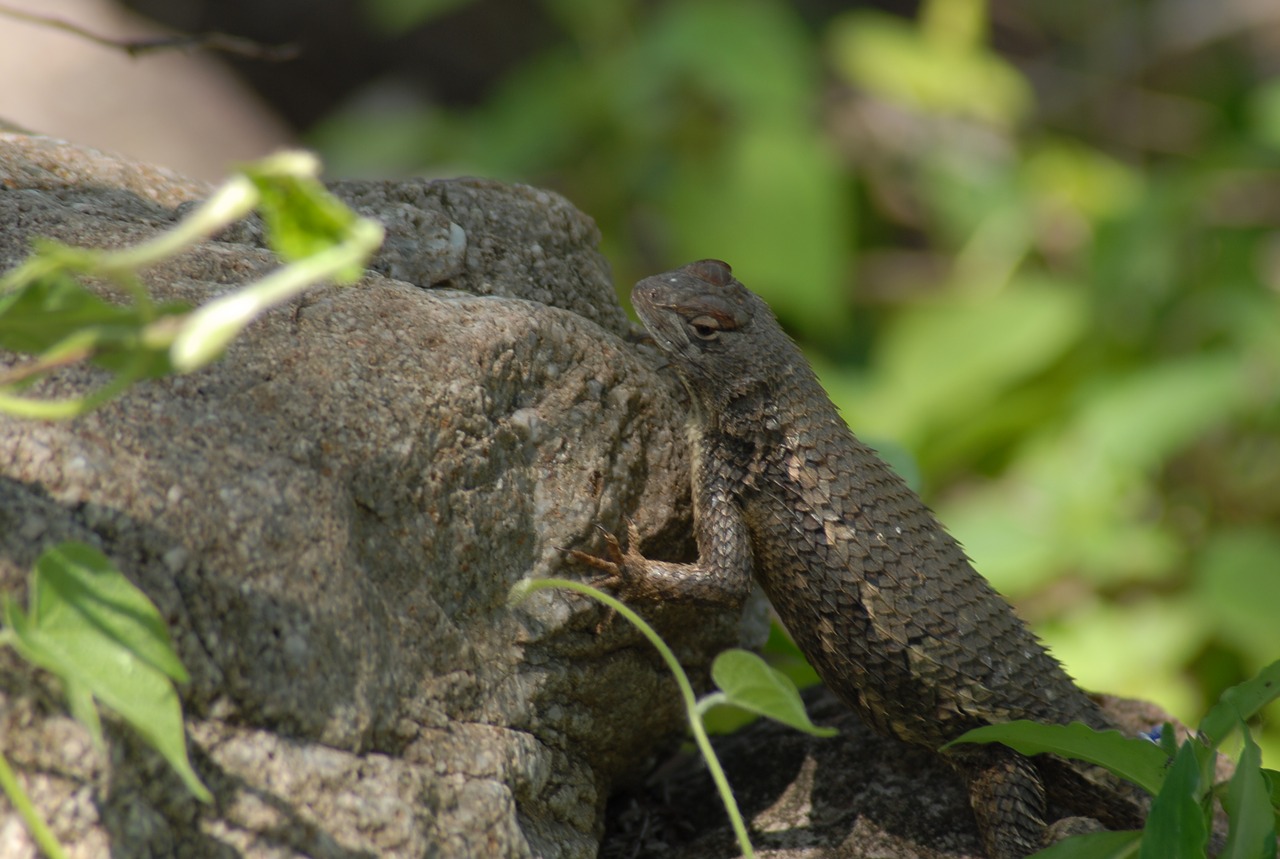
[0,132,1109,859]
[0,133,748,858]
[601,686,987,859]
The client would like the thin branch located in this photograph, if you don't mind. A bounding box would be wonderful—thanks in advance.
[0,3,299,61]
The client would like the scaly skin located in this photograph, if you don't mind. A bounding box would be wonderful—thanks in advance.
[577,259,1147,858]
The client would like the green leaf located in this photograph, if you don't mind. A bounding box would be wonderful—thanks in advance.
[1029,829,1142,859]
[33,544,188,683]
[710,649,838,737]
[1263,770,1280,810]
[1140,741,1209,859]
[62,677,103,749]
[632,0,850,344]
[1248,78,1280,152]
[644,0,815,120]
[1023,140,1142,222]
[1199,660,1280,749]
[1074,355,1250,472]
[827,10,1031,126]
[243,166,361,279]
[0,271,181,378]
[1220,727,1278,859]
[946,721,1168,796]
[3,543,210,801]
[760,622,822,690]
[0,270,134,353]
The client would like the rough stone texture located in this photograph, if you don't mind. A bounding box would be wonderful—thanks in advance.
[598,692,1231,859]
[602,687,987,859]
[0,133,746,858]
[0,133,1170,859]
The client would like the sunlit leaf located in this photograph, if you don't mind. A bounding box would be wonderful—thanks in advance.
[3,543,210,802]
[32,544,188,682]
[1023,141,1142,222]
[828,10,1031,126]
[947,720,1167,796]
[243,168,360,279]
[1073,355,1248,471]
[711,649,837,737]
[855,280,1087,443]
[0,271,181,378]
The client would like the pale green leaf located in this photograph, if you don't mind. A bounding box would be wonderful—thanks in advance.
[711,649,838,737]
[63,677,103,750]
[4,543,210,802]
[947,720,1167,796]
[34,543,187,683]
[827,11,1031,125]
[856,281,1086,443]
[243,169,359,276]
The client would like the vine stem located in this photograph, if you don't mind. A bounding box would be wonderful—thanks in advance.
[0,749,69,859]
[510,577,755,858]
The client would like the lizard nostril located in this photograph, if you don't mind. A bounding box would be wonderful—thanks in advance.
[688,259,733,286]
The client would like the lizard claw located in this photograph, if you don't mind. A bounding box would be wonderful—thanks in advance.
[563,521,646,632]
[565,528,626,578]
[623,517,643,552]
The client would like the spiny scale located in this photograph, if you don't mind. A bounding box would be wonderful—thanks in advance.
[578,259,1147,858]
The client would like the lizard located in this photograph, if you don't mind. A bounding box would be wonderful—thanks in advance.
[572,259,1149,858]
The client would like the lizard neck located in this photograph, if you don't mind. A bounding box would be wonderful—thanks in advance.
[716,360,818,440]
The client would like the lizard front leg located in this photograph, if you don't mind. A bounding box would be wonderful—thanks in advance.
[569,480,755,608]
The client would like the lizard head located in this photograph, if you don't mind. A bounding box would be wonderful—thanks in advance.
[631,260,808,418]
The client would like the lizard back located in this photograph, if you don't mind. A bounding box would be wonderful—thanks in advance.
[634,259,1111,748]
[713,376,1107,747]
[622,259,1150,851]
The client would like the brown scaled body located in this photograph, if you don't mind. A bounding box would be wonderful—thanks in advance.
[576,260,1148,858]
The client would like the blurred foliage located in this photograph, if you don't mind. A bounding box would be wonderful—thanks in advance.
[317,0,1280,761]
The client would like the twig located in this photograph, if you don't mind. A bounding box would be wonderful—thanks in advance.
[0,2,299,61]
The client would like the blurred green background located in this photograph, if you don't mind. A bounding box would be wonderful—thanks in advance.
[196,0,1280,758]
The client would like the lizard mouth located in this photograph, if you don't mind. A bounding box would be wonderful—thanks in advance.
[629,279,673,333]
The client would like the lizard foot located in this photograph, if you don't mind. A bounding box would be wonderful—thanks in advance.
[564,519,648,631]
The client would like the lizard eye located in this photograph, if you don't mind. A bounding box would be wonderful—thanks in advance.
[688,315,721,340]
